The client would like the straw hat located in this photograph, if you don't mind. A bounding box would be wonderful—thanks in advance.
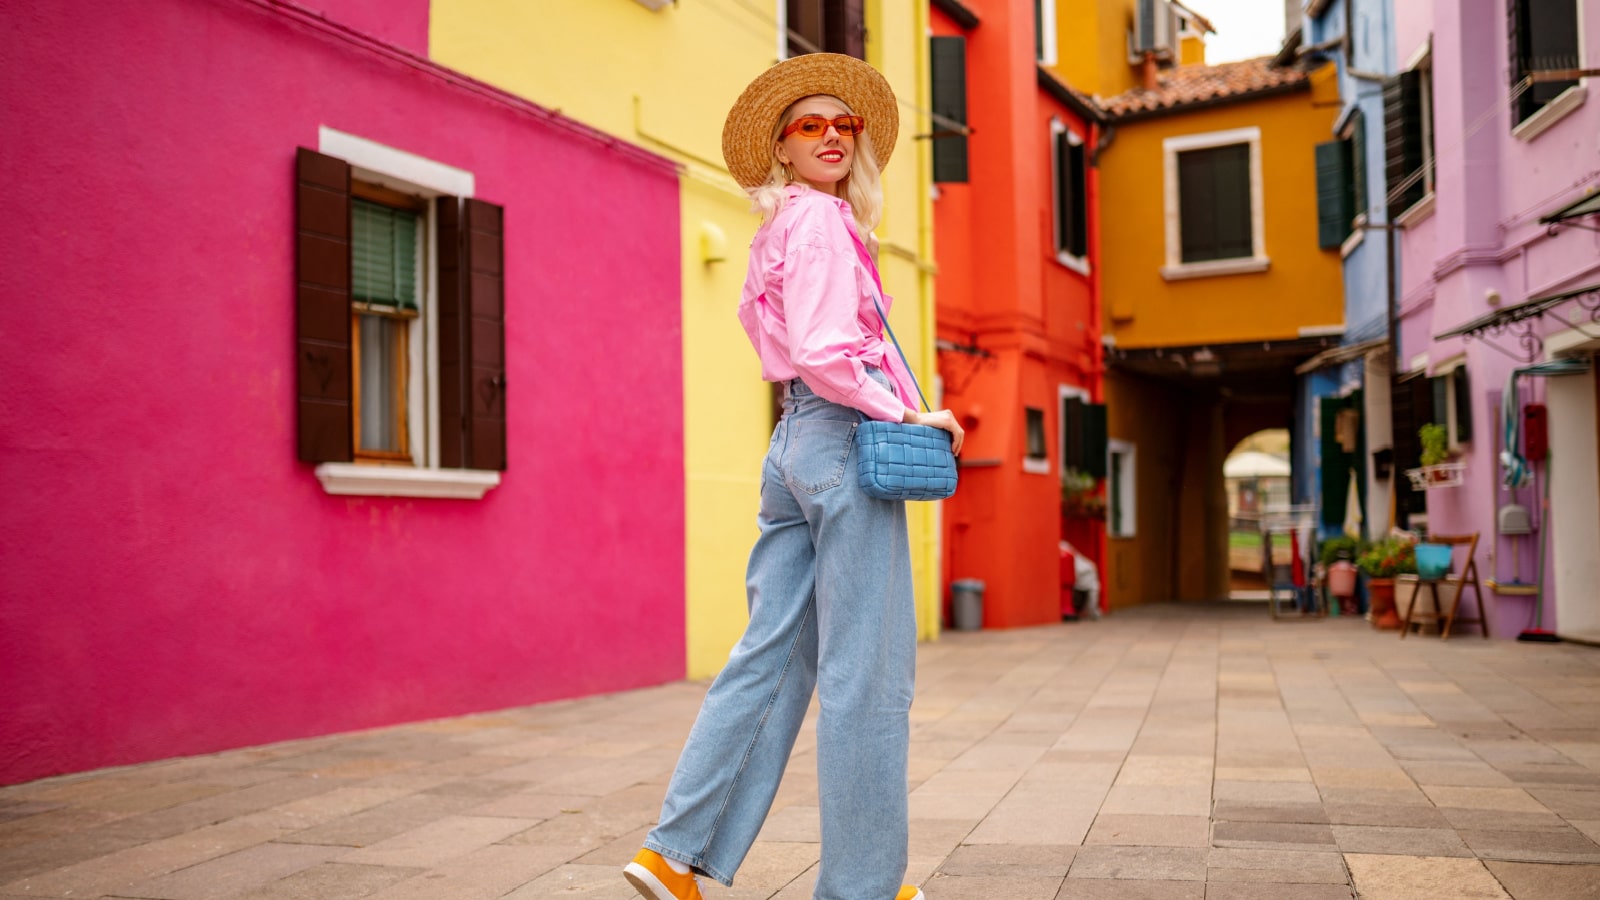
[721,53,899,190]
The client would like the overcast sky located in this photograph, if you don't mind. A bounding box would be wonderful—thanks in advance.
[1186,0,1289,64]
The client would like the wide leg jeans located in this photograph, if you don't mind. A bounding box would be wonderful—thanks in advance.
[644,374,916,900]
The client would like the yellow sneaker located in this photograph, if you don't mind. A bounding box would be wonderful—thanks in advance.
[897,887,925,900]
[624,848,704,900]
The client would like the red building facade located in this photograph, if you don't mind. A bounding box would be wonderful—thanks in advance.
[930,0,1106,627]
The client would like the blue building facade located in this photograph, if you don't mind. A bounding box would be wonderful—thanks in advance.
[1291,0,1399,542]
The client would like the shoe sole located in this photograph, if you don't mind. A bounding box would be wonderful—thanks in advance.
[623,862,679,900]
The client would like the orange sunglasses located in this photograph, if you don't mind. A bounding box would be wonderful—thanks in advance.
[781,114,866,140]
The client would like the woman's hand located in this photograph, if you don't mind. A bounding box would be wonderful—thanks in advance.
[903,408,964,456]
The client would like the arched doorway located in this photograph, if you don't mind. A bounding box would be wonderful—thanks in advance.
[1226,430,1293,600]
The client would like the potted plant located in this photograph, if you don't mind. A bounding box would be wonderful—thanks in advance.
[1061,468,1105,519]
[1319,536,1361,613]
[1357,536,1417,630]
[1418,423,1454,485]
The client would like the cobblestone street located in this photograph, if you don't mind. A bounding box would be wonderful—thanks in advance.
[4,603,1600,899]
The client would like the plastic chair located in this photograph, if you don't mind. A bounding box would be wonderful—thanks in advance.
[1399,534,1489,640]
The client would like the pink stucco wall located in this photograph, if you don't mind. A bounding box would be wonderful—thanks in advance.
[0,0,685,785]
[1393,0,1599,638]
[310,0,430,55]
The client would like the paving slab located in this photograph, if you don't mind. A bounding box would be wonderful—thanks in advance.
[2,603,1599,898]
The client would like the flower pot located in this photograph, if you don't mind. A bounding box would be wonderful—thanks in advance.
[1367,577,1401,630]
[1416,543,1451,580]
[1328,561,1357,598]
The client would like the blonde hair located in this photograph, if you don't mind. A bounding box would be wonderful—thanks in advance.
[749,95,884,234]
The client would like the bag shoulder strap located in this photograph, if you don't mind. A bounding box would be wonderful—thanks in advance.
[846,227,932,414]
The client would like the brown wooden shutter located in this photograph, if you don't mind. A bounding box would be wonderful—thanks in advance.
[437,197,507,471]
[295,148,353,463]
[786,0,824,55]
[826,0,866,59]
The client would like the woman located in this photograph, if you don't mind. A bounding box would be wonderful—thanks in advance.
[623,53,962,900]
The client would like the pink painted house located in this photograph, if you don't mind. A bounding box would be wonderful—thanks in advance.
[0,0,685,785]
[1389,0,1599,642]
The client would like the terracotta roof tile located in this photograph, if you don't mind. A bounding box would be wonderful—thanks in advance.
[1100,56,1307,119]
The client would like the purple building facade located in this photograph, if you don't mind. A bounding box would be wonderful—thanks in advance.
[1390,0,1599,641]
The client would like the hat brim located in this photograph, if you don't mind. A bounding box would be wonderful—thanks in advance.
[722,53,899,191]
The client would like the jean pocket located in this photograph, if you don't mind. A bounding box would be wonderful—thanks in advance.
[783,419,857,495]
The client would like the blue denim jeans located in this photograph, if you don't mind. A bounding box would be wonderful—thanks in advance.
[645,371,916,900]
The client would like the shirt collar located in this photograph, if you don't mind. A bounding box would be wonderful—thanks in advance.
[785,182,852,216]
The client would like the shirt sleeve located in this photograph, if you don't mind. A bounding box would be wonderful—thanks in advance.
[780,228,906,423]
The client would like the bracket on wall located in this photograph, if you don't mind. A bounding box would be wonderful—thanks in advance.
[1437,283,1600,364]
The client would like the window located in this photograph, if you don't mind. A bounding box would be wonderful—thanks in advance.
[785,0,864,59]
[1035,0,1057,65]
[1025,407,1049,473]
[1052,120,1089,269]
[1162,127,1265,279]
[1059,391,1107,479]
[1509,0,1581,125]
[1107,440,1136,537]
[351,192,424,461]
[1383,64,1433,217]
[1349,108,1368,219]
[1314,138,1355,249]
[295,131,505,499]
[930,36,969,183]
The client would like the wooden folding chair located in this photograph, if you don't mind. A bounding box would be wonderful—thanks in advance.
[1400,534,1490,640]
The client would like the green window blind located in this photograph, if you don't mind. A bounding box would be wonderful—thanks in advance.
[1178,143,1253,263]
[352,199,419,309]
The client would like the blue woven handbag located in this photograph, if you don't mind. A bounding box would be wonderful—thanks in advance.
[849,232,957,502]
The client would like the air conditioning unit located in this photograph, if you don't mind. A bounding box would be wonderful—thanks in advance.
[1130,0,1177,60]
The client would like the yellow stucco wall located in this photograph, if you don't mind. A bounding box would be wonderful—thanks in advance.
[1055,0,1144,98]
[429,1,941,679]
[1098,67,1344,349]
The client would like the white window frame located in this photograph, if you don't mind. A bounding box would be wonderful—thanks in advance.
[312,127,499,500]
[1432,356,1471,451]
[1024,405,1051,475]
[1057,384,1090,478]
[1107,439,1137,538]
[1161,126,1269,281]
[1036,0,1058,66]
[1050,118,1091,276]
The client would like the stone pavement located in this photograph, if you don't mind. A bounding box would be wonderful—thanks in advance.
[4,604,1600,900]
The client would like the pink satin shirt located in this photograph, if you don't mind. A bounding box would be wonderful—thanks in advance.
[737,185,919,423]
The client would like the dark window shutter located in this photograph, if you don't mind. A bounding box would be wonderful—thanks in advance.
[295,147,353,463]
[1315,139,1354,249]
[825,0,865,59]
[785,0,824,55]
[1062,396,1085,470]
[1179,144,1252,263]
[1383,71,1425,215]
[1055,132,1073,255]
[1320,399,1350,528]
[1453,367,1472,443]
[1082,403,1108,479]
[1068,141,1088,258]
[1350,110,1368,219]
[438,197,508,471]
[930,36,969,183]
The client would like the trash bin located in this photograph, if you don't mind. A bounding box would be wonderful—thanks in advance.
[950,579,985,631]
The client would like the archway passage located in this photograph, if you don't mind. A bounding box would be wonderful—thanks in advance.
[1225,430,1292,599]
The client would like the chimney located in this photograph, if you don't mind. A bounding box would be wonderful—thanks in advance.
[1142,51,1160,90]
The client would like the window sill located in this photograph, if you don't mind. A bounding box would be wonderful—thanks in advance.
[1160,256,1270,281]
[1022,458,1051,475]
[1513,85,1587,143]
[314,463,501,499]
[1055,252,1091,276]
[1395,192,1436,229]
[1340,227,1365,259]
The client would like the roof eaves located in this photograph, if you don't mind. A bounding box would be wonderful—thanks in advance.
[931,0,980,31]
[1037,67,1107,125]
[1104,78,1309,123]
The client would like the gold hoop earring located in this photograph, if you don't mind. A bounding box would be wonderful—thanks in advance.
[781,163,796,183]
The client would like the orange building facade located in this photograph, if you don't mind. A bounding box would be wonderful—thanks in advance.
[930,0,1105,628]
